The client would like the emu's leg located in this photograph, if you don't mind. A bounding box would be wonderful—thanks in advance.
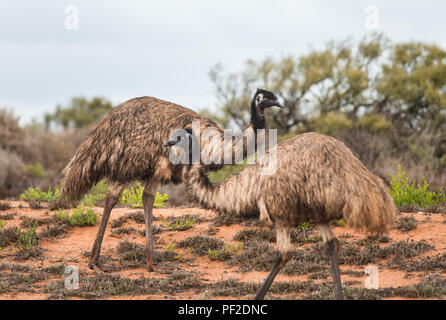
[254,227,291,300]
[89,184,125,272]
[319,224,344,300]
[142,180,160,272]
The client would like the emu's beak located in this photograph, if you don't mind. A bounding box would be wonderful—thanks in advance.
[273,100,283,108]
[266,99,283,108]
[164,140,179,147]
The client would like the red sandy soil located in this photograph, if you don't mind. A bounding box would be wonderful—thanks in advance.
[0,201,445,300]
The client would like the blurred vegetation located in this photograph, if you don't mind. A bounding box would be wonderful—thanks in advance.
[1,33,446,207]
[44,97,113,130]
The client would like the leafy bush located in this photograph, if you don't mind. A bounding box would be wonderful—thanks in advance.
[56,206,98,226]
[390,165,446,208]
[120,182,168,208]
[0,220,6,228]
[21,186,60,202]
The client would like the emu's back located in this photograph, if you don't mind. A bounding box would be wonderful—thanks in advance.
[60,96,220,203]
[258,132,396,234]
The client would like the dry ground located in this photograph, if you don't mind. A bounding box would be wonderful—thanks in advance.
[1,200,446,300]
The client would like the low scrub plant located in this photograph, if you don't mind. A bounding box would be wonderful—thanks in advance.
[208,242,243,261]
[390,165,446,208]
[120,182,168,208]
[15,223,38,250]
[56,206,98,227]
[21,187,60,202]
[162,216,196,231]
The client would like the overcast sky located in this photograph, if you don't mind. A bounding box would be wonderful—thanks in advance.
[1,0,445,124]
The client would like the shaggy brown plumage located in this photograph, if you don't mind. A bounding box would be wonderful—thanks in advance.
[187,132,395,234]
[175,131,396,300]
[57,90,281,272]
[60,96,223,202]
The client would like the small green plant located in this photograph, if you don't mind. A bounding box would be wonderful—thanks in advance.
[15,223,38,250]
[390,165,446,208]
[300,222,312,229]
[120,182,168,208]
[21,186,60,202]
[56,206,98,227]
[208,249,220,260]
[166,243,182,259]
[222,243,243,255]
[208,242,243,261]
[331,218,346,227]
[162,216,196,231]
[0,220,6,228]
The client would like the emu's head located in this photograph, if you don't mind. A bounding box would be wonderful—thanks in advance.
[252,88,282,111]
[251,89,282,129]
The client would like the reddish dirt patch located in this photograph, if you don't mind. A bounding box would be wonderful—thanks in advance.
[0,202,445,300]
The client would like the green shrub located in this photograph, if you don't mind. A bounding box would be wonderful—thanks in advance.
[56,206,98,227]
[208,249,220,260]
[0,220,6,228]
[390,165,446,208]
[21,187,60,202]
[120,182,168,208]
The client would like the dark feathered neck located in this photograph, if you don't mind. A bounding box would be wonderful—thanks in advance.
[250,100,265,130]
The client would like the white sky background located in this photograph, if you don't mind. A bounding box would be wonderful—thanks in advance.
[1,0,445,124]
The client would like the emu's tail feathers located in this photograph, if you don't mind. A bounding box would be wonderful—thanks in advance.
[342,176,396,234]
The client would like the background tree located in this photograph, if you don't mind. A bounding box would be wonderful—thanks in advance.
[208,33,446,135]
[205,33,446,186]
[44,97,113,130]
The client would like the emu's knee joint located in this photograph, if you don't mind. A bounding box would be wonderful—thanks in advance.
[279,251,292,269]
